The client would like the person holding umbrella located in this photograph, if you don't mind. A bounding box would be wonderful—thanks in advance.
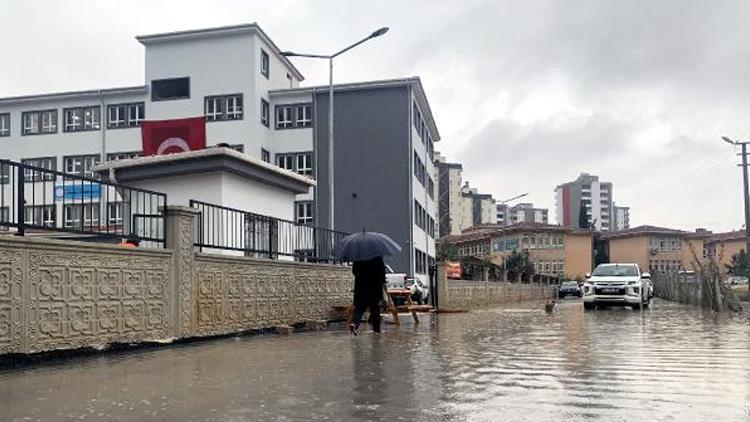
[332,231,402,335]
[350,256,386,335]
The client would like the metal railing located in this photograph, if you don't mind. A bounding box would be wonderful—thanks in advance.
[0,159,167,246]
[190,200,348,262]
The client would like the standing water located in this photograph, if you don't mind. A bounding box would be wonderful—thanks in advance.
[1,299,749,421]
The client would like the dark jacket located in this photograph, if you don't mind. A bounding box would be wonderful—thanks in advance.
[352,256,386,307]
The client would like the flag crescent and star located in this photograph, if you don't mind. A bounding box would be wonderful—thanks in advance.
[140,116,207,156]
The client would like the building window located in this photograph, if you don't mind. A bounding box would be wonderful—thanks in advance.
[21,157,56,182]
[296,104,311,127]
[261,149,270,163]
[413,152,425,185]
[64,203,100,228]
[151,77,190,101]
[277,154,294,171]
[296,153,312,176]
[276,152,313,176]
[22,110,57,135]
[260,49,270,78]
[107,151,142,161]
[107,102,144,128]
[295,201,313,225]
[204,94,243,121]
[63,106,100,132]
[107,202,123,225]
[64,155,100,179]
[275,103,313,129]
[427,178,434,199]
[261,99,270,127]
[24,205,56,228]
[0,113,9,136]
[276,105,293,128]
[415,249,426,275]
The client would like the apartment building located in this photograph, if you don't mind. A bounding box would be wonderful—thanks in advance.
[612,205,631,231]
[460,185,497,229]
[438,222,593,279]
[705,231,747,274]
[0,23,440,284]
[555,173,614,231]
[496,203,549,226]
[603,225,710,273]
[435,153,464,237]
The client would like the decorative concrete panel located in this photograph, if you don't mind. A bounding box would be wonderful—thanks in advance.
[0,237,173,355]
[192,254,353,337]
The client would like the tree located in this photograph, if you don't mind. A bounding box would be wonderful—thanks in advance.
[437,243,459,261]
[726,249,750,278]
[503,250,535,280]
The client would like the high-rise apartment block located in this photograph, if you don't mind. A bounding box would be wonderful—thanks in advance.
[496,203,549,226]
[555,173,615,231]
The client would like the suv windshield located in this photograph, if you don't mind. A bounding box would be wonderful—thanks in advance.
[592,265,638,277]
[562,282,578,287]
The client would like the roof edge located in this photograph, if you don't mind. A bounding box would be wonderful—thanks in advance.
[0,85,147,105]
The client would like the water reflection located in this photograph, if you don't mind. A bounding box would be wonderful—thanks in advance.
[1,299,749,421]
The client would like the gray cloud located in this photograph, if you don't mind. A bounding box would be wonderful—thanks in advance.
[0,0,746,231]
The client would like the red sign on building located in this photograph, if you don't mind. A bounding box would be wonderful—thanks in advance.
[141,117,206,156]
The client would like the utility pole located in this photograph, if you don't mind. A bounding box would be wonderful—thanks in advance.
[722,137,750,256]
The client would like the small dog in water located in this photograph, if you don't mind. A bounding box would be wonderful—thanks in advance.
[544,299,557,313]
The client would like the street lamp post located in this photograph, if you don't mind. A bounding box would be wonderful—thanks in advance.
[282,27,389,233]
[722,136,750,256]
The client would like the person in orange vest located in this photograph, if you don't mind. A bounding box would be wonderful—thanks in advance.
[118,233,141,248]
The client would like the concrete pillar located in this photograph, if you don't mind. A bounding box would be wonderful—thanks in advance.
[436,261,449,310]
[163,205,200,338]
[502,270,508,282]
[482,266,490,281]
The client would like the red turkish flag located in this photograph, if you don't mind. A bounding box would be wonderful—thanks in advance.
[141,117,206,156]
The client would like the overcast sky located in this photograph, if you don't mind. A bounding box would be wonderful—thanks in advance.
[1,0,748,232]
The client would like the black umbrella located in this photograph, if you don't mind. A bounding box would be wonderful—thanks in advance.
[332,231,402,262]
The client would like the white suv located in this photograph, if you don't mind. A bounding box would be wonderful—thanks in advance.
[583,263,651,310]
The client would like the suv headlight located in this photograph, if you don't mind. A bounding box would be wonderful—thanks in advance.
[628,280,639,286]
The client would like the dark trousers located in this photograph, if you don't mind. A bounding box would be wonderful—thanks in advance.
[351,301,381,333]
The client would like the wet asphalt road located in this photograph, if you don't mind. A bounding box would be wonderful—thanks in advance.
[1,299,749,421]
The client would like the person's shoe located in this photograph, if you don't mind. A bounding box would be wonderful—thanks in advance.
[349,323,358,336]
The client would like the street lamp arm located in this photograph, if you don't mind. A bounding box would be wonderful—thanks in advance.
[500,193,529,204]
[332,27,389,58]
[281,51,331,59]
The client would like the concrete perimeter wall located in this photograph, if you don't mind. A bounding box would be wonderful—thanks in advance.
[0,206,353,356]
[436,262,553,310]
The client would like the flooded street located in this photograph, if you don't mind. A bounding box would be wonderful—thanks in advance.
[2,299,750,421]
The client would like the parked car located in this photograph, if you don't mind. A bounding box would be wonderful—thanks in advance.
[558,281,582,298]
[385,265,406,289]
[725,276,749,285]
[405,277,430,304]
[583,263,651,310]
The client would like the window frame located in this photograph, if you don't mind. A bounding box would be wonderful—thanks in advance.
[260,49,270,79]
[63,105,100,133]
[24,204,56,228]
[261,149,271,163]
[21,109,58,136]
[295,201,314,225]
[274,103,313,130]
[275,152,313,176]
[63,154,101,179]
[0,113,9,137]
[107,151,143,161]
[20,157,56,182]
[204,94,243,122]
[107,102,145,129]
[260,98,270,127]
